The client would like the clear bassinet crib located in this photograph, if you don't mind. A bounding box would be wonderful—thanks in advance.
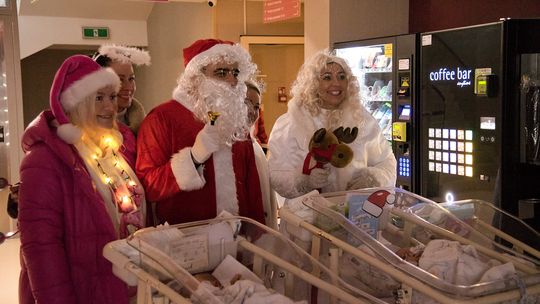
[279,187,540,304]
[104,214,390,304]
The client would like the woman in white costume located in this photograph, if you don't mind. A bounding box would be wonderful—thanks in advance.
[268,50,397,199]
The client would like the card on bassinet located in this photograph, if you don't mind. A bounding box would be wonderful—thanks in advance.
[346,193,379,239]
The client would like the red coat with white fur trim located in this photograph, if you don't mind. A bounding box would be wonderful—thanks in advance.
[136,100,265,225]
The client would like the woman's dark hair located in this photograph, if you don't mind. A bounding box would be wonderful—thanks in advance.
[91,52,112,67]
[245,80,261,95]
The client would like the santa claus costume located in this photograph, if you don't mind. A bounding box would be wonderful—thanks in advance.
[136,39,266,225]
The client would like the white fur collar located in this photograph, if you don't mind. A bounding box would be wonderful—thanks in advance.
[213,147,239,215]
[172,87,195,112]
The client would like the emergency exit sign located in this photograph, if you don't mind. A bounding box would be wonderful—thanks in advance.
[82,27,109,39]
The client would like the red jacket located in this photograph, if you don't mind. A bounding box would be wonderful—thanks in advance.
[136,100,265,225]
[18,111,132,304]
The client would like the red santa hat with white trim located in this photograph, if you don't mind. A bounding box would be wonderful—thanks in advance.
[362,189,396,218]
[50,55,120,144]
[181,38,257,82]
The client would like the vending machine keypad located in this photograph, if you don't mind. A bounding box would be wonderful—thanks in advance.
[399,157,411,177]
[427,128,474,177]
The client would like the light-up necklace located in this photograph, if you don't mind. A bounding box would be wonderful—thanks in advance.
[77,134,145,238]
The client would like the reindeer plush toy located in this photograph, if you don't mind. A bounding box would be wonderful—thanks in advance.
[302,126,358,175]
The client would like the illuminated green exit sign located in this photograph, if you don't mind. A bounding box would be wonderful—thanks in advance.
[82,27,109,39]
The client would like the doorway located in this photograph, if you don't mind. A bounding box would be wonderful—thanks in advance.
[0,1,23,234]
[0,1,24,303]
[240,36,304,141]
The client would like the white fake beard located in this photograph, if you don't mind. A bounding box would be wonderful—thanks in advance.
[194,78,250,146]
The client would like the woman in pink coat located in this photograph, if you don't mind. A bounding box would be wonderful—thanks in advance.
[18,55,146,304]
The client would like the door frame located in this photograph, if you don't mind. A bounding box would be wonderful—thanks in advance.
[240,35,304,51]
[239,36,304,144]
[1,0,24,232]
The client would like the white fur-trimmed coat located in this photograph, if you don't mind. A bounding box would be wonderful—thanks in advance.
[268,99,397,199]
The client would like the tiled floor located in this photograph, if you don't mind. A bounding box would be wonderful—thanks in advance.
[0,237,20,304]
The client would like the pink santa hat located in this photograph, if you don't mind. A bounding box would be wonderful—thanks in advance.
[50,55,120,144]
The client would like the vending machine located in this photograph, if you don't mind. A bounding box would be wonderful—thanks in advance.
[334,34,419,192]
[419,20,540,234]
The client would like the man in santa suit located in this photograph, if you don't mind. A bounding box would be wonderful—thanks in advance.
[136,39,266,225]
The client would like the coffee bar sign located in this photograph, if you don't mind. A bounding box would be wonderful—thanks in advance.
[429,67,473,88]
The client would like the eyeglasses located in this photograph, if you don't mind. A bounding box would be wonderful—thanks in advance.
[213,68,241,79]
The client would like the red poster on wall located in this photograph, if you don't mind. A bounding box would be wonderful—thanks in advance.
[263,0,301,23]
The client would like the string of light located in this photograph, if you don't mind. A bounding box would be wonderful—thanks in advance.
[91,136,140,214]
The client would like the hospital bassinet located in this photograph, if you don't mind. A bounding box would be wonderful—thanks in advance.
[279,187,540,304]
[103,215,387,304]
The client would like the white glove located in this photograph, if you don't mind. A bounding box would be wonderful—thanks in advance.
[307,167,330,189]
[191,124,220,164]
[346,167,385,190]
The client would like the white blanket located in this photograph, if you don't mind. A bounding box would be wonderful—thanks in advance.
[419,239,516,286]
[191,255,306,304]
[193,280,305,304]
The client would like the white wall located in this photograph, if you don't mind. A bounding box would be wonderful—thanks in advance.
[18,16,148,59]
[330,0,409,44]
[304,0,330,59]
[304,0,409,59]
[135,3,213,112]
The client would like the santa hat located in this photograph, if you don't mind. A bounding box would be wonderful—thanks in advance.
[50,55,120,144]
[181,38,257,81]
[183,39,233,67]
[96,44,151,66]
[362,190,396,218]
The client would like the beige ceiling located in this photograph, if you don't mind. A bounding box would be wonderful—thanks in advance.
[18,0,156,20]
[17,0,276,21]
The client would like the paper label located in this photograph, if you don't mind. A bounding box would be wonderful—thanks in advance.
[384,43,393,56]
[398,58,410,70]
[168,234,209,272]
[422,35,432,46]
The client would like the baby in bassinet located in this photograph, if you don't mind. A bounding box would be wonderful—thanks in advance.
[126,214,307,304]
[190,255,306,304]
[280,190,539,303]
[341,238,534,303]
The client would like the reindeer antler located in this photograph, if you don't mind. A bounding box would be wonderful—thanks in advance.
[333,126,358,144]
[312,128,327,143]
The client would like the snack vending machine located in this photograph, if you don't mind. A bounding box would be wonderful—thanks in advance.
[335,34,419,192]
[420,20,540,234]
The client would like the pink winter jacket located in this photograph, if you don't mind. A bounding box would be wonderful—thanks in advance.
[18,111,135,304]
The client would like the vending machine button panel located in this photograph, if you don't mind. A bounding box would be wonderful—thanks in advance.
[427,128,475,177]
[399,157,411,177]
